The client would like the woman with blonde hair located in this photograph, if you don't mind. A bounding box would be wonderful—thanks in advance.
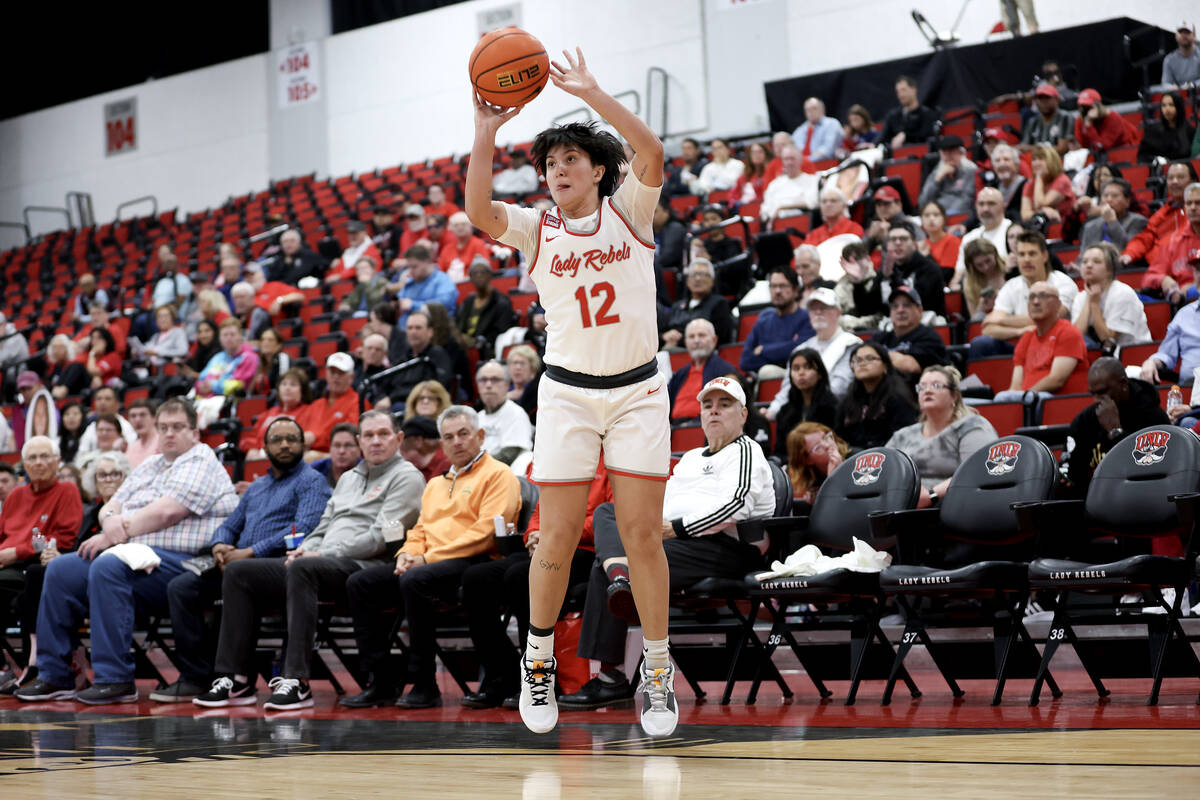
[1021,144,1075,223]
[785,422,850,505]
[961,238,1007,321]
[44,334,77,399]
[886,365,997,504]
[505,344,543,421]
[403,380,452,421]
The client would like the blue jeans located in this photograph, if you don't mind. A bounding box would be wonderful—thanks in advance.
[967,336,1016,360]
[36,549,189,686]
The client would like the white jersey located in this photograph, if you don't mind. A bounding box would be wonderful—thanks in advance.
[499,173,660,376]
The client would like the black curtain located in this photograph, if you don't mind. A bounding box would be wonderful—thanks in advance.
[331,0,464,35]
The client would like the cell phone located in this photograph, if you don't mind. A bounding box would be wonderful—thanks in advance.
[981,287,996,299]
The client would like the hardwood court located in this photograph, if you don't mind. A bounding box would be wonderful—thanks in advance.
[2,671,1197,799]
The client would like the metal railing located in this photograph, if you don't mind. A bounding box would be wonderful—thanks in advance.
[646,67,669,139]
[0,221,30,249]
[66,191,95,228]
[115,195,158,221]
[21,206,71,237]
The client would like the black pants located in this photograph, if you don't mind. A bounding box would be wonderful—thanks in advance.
[577,502,765,664]
[214,556,362,680]
[165,569,224,683]
[460,548,593,690]
[0,563,37,661]
[345,556,487,685]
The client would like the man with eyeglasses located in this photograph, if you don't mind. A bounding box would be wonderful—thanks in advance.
[476,360,533,455]
[0,437,83,691]
[852,220,947,322]
[17,398,238,704]
[150,416,332,703]
[871,285,948,379]
[992,281,1088,404]
[192,410,423,711]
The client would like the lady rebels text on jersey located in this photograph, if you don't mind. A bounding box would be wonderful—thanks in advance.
[498,172,660,377]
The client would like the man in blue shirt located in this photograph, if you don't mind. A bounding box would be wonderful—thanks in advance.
[791,97,843,163]
[739,266,814,379]
[149,416,331,702]
[1142,254,1200,386]
[395,244,459,326]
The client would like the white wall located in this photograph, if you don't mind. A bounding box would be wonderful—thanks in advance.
[0,55,269,234]
[0,0,1189,237]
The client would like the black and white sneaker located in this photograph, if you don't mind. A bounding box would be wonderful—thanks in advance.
[637,662,678,737]
[14,678,76,702]
[518,655,558,734]
[263,677,312,711]
[193,676,257,708]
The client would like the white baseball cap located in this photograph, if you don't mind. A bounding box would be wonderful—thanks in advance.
[696,376,746,406]
[326,352,354,373]
[804,287,841,311]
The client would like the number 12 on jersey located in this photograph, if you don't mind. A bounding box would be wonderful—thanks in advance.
[574,282,621,328]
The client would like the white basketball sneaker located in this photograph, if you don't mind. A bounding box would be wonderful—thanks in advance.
[518,654,558,734]
[637,661,678,737]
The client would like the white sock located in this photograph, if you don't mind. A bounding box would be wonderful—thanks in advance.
[642,636,670,670]
[525,632,554,663]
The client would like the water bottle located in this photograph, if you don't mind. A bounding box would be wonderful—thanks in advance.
[1167,384,1183,411]
[31,527,45,554]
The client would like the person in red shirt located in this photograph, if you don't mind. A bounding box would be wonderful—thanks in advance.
[454,462,611,709]
[73,304,127,359]
[438,212,493,281]
[422,214,457,260]
[1126,161,1196,268]
[398,415,451,483]
[423,183,460,219]
[0,435,83,669]
[1021,144,1075,223]
[995,280,1088,402]
[305,353,361,457]
[761,131,793,188]
[667,319,739,421]
[806,186,864,247]
[244,263,304,321]
[1144,183,1200,303]
[918,200,962,281]
[240,367,317,460]
[326,220,384,284]
[75,328,122,390]
[1073,89,1138,153]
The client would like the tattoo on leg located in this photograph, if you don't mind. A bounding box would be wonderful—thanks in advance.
[538,559,561,572]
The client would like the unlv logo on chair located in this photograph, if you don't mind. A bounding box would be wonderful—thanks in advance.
[1132,430,1171,466]
[985,441,1022,476]
[852,452,886,485]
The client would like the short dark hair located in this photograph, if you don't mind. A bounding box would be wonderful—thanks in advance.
[264,414,305,443]
[1015,229,1048,253]
[530,121,626,199]
[896,74,917,89]
[90,326,117,354]
[888,220,917,240]
[841,241,870,261]
[95,385,119,402]
[128,398,157,415]
[94,413,121,433]
[682,137,701,149]
[156,397,198,429]
[0,462,17,478]
[767,266,800,289]
[405,244,432,262]
[1101,178,1133,201]
[1168,159,1200,183]
[279,367,315,404]
[330,422,360,443]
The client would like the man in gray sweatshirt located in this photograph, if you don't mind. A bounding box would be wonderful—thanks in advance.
[192,410,425,711]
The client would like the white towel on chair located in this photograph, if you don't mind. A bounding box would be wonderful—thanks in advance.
[98,543,162,573]
[754,537,891,582]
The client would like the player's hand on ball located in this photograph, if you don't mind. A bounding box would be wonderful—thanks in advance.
[549,47,597,97]
[473,92,522,132]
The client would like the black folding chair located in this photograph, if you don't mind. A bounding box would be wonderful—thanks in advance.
[745,447,922,705]
[869,435,1062,705]
[1013,424,1200,706]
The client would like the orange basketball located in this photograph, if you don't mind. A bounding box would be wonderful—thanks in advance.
[469,27,550,108]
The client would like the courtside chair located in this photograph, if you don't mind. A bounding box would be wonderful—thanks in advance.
[1013,424,1200,706]
[745,448,922,705]
[868,435,1062,706]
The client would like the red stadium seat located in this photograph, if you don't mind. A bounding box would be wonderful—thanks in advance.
[670,425,706,453]
[757,378,782,402]
[975,401,1024,436]
[1039,393,1092,426]
[236,396,269,428]
[1144,303,1170,341]
[967,355,1014,392]
[244,459,271,481]
[738,312,759,341]
[1119,341,1162,369]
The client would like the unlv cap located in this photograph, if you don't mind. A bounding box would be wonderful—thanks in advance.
[696,376,746,405]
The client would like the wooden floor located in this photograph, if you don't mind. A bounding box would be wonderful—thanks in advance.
[2,669,1198,798]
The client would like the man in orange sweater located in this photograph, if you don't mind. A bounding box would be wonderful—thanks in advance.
[341,405,520,709]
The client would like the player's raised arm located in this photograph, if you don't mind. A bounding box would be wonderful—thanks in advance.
[550,48,663,188]
[465,94,522,240]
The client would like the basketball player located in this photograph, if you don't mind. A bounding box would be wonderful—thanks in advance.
[465,48,675,737]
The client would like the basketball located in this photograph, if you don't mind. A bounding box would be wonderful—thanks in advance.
[469,26,550,108]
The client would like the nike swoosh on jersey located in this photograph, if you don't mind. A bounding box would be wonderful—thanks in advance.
[544,236,559,243]
[647,386,661,395]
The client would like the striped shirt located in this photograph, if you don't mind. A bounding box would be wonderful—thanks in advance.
[210,462,332,557]
[111,443,239,555]
[664,435,776,541]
